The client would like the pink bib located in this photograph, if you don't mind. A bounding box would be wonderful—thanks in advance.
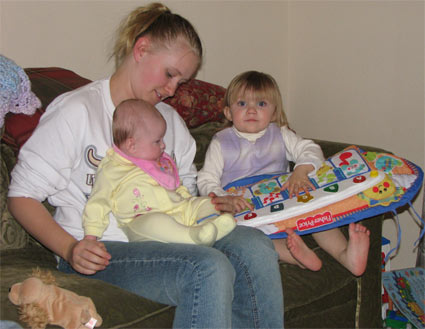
[113,146,180,190]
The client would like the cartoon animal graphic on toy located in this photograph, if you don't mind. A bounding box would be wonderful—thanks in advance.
[316,163,337,185]
[8,268,102,329]
[341,159,365,176]
[358,175,404,206]
[363,152,404,175]
[253,181,280,196]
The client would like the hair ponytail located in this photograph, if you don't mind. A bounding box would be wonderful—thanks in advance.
[112,2,202,68]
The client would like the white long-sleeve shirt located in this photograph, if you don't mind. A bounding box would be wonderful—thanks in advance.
[197,125,324,197]
[8,78,197,242]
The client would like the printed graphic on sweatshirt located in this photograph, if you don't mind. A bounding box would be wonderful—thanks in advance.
[84,145,103,188]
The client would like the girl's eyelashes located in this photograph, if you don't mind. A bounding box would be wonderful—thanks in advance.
[234,100,269,107]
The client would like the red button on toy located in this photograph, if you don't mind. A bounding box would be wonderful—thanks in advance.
[244,212,257,220]
[353,175,366,183]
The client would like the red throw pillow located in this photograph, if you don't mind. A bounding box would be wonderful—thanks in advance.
[164,79,225,128]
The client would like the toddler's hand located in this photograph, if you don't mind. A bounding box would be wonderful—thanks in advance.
[229,195,253,214]
[281,164,315,198]
[209,192,253,214]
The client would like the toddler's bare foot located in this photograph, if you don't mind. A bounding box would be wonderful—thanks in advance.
[286,228,322,271]
[345,222,370,276]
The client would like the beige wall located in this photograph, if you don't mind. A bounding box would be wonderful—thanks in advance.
[287,1,424,271]
[1,0,423,270]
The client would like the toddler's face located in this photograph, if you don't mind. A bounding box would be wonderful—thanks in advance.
[224,90,276,134]
[132,116,166,161]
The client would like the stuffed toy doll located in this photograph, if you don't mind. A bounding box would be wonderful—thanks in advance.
[8,269,102,329]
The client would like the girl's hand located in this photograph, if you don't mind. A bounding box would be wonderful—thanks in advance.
[68,238,111,275]
[281,164,315,198]
[208,192,254,214]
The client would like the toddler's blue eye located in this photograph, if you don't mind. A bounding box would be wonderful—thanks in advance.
[237,101,246,107]
[258,101,267,107]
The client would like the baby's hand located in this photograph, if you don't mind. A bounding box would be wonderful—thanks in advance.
[281,164,315,198]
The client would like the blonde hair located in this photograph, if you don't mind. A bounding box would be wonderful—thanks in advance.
[224,71,288,127]
[112,99,161,147]
[111,2,202,68]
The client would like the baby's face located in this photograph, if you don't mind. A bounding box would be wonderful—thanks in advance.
[132,116,166,161]
[224,89,276,134]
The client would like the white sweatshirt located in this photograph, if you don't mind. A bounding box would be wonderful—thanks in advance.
[8,78,197,242]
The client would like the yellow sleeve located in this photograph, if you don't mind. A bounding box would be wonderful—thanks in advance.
[176,185,192,199]
[82,161,115,238]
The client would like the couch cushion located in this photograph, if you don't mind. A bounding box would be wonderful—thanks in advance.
[0,246,175,328]
[189,121,226,170]
[2,67,225,153]
[2,67,92,153]
[0,143,28,250]
[164,79,225,128]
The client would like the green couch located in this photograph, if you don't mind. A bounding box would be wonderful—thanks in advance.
[1,68,383,328]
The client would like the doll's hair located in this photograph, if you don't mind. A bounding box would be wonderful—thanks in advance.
[224,71,288,127]
[31,267,56,285]
[111,2,203,68]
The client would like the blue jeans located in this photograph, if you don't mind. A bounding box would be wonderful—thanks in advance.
[58,226,284,329]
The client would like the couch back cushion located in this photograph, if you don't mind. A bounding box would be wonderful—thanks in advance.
[164,79,225,128]
[2,67,225,153]
[2,68,92,152]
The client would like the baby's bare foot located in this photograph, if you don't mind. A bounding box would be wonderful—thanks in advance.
[190,223,217,246]
[213,213,237,240]
[345,222,370,276]
[286,228,322,271]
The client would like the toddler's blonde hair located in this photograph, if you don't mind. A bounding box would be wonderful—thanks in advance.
[111,2,202,69]
[224,71,288,127]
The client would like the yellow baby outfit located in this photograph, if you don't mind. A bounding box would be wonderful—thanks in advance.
[83,148,235,245]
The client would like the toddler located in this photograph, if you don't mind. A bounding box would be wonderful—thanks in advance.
[198,71,370,275]
[83,99,235,246]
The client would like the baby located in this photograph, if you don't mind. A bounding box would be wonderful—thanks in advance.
[83,99,235,246]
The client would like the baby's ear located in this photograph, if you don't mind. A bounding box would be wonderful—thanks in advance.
[223,107,233,122]
[125,137,136,153]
